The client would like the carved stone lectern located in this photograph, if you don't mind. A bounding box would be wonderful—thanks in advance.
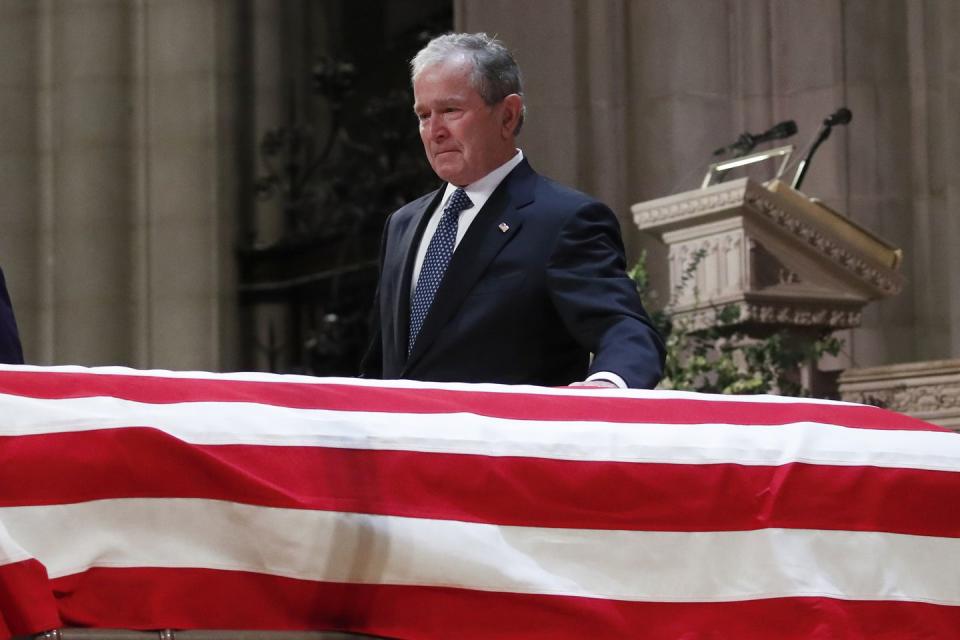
[632,178,903,334]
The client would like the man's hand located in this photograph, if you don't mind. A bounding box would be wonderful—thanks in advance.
[568,379,618,388]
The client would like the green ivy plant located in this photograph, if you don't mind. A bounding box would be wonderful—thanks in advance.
[630,250,842,396]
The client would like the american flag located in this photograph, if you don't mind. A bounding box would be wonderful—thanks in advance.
[1,364,959,639]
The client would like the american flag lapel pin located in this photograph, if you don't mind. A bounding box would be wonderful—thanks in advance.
[498,222,510,233]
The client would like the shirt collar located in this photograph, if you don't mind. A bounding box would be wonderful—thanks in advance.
[440,150,524,211]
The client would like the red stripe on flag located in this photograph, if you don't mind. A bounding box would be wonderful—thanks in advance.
[45,566,960,640]
[4,429,959,536]
[0,370,940,431]
[0,558,60,638]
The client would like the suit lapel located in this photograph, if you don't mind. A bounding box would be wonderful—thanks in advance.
[405,161,536,370]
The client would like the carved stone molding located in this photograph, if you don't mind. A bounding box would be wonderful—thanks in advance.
[673,299,862,332]
[632,180,748,228]
[668,228,747,306]
[839,359,960,431]
[633,178,904,336]
[743,190,902,296]
[742,302,861,328]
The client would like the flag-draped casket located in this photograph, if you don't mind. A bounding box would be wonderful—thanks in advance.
[1,364,959,639]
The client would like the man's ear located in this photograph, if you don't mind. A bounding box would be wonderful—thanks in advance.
[501,94,523,137]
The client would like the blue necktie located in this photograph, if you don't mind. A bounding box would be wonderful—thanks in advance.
[408,188,473,355]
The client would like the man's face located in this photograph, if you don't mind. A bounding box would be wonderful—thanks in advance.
[413,58,518,187]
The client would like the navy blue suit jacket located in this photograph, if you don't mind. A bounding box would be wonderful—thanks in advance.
[361,160,664,388]
[0,267,24,364]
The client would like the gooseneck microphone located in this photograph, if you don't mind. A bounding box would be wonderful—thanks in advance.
[713,120,798,157]
[792,107,853,190]
[825,107,852,127]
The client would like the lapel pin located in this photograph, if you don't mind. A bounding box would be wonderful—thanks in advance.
[498,223,510,233]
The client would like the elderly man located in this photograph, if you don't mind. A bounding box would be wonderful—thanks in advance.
[0,266,24,364]
[361,32,664,388]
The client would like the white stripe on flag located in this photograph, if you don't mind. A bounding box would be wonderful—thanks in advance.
[2,394,960,472]
[3,498,959,605]
[0,519,33,565]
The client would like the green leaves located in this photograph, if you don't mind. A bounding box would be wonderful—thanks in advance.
[631,251,842,397]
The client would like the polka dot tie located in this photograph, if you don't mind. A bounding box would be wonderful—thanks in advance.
[408,188,473,356]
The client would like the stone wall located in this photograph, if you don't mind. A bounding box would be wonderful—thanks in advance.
[457,0,960,371]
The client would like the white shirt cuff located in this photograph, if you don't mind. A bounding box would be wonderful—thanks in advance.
[585,371,627,389]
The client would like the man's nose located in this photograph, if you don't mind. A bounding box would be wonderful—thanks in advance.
[425,116,447,141]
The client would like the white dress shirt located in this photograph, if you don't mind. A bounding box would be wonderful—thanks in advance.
[411,150,524,288]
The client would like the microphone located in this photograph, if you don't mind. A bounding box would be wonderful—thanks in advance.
[792,107,853,190]
[713,120,798,157]
[825,107,852,127]
[750,120,799,146]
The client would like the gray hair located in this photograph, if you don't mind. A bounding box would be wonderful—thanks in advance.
[411,32,526,134]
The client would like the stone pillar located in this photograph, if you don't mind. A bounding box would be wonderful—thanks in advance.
[0,0,251,371]
[905,0,960,362]
[38,0,135,365]
[0,1,41,360]
[129,0,243,371]
[241,0,289,373]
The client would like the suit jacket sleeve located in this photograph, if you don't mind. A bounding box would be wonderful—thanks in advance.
[0,267,24,365]
[545,201,665,388]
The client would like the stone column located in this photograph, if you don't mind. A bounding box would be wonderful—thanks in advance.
[0,0,251,371]
[905,0,960,362]
[36,0,135,365]
[129,0,243,371]
[0,1,41,360]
